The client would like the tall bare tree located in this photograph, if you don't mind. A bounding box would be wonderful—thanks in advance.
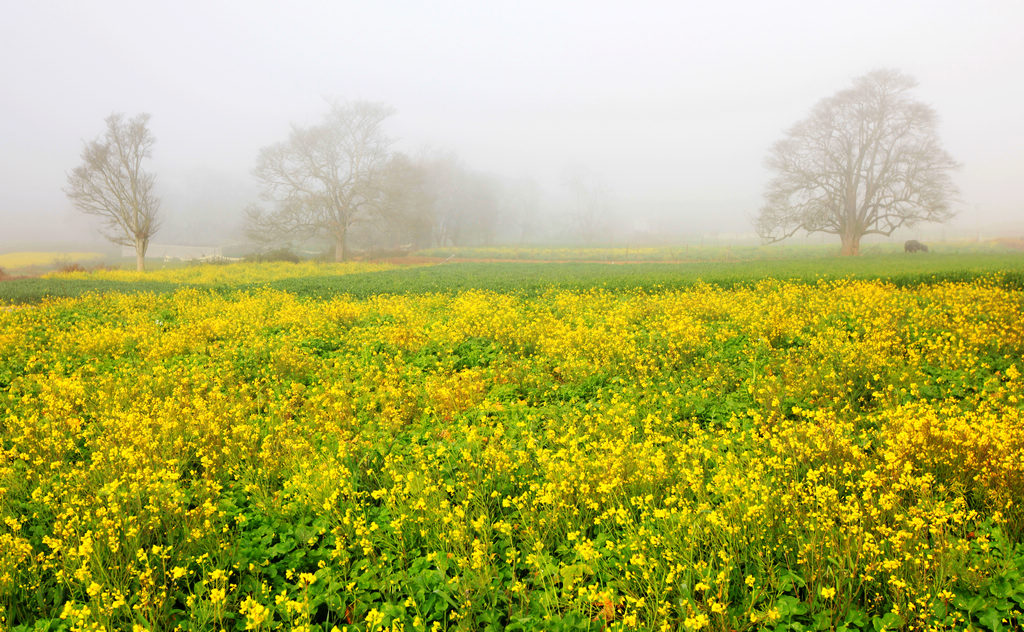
[504,177,541,244]
[757,70,958,255]
[249,100,394,261]
[375,153,437,249]
[562,164,609,244]
[65,113,161,271]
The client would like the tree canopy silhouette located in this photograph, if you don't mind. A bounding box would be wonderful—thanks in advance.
[757,70,958,255]
[65,113,161,271]
[249,101,394,262]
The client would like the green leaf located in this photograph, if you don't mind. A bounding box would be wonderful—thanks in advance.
[956,594,987,613]
[979,608,1005,631]
[779,570,807,593]
[844,608,868,628]
[776,595,808,618]
[812,612,833,630]
[872,612,903,631]
[990,578,1014,600]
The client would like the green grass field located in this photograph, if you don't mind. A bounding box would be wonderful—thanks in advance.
[2,252,1023,305]
[414,241,1015,262]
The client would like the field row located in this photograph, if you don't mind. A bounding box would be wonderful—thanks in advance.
[2,280,1023,630]
[414,241,1018,262]
[2,254,1024,305]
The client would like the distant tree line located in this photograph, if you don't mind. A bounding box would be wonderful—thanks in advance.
[64,102,547,266]
[244,100,544,261]
[65,69,961,267]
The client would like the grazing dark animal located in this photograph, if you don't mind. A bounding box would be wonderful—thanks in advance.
[905,240,928,253]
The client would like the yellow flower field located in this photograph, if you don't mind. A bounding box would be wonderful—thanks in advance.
[1,279,1022,631]
[47,261,397,285]
[0,252,105,270]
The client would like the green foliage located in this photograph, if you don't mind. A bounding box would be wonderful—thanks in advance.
[246,248,302,263]
[4,252,1024,305]
[3,251,1024,631]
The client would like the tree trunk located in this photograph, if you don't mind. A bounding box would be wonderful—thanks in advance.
[839,232,861,256]
[136,248,146,271]
[335,229,347,262]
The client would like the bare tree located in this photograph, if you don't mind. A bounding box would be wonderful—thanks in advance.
[65,113,161,271]
[390,150,503,248]
[757,70,958,255]
[420,151,463,247]
[250,100,394,261]
[504,177,542,244]
[375,153,436,249]
[562,164,610,244]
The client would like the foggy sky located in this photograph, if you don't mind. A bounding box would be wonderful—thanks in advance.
[2,0,1022,245]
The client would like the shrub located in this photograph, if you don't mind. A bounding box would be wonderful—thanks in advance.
[58,262,88,273]
[246,248,301,263]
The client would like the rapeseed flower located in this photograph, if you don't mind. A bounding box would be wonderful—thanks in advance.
[0,278,1021,630]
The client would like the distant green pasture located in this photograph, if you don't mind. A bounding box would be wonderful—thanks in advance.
[2,252,1023,305]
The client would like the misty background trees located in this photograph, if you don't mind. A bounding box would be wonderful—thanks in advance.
[64,113,161,271]
[562,165,611,244]
[757,70,959,255]
[62,71,963,266]
[246,103,549,258]
[247,101,395,262]
[243,71,962,260]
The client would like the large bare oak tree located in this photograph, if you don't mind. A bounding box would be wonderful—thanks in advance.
[757,70,958,255]
[65,113,161,271]
[249,100,394,261]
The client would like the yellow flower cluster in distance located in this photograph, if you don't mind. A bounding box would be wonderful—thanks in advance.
[47,260,396,285]
[0,251,105,269]
[1,275,1022,630]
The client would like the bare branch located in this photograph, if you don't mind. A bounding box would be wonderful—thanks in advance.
[65,113,160,271]
[756,70,958,255]
[249,100,394,261]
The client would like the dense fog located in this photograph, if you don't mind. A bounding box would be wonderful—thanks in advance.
[1,0,1022,253]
